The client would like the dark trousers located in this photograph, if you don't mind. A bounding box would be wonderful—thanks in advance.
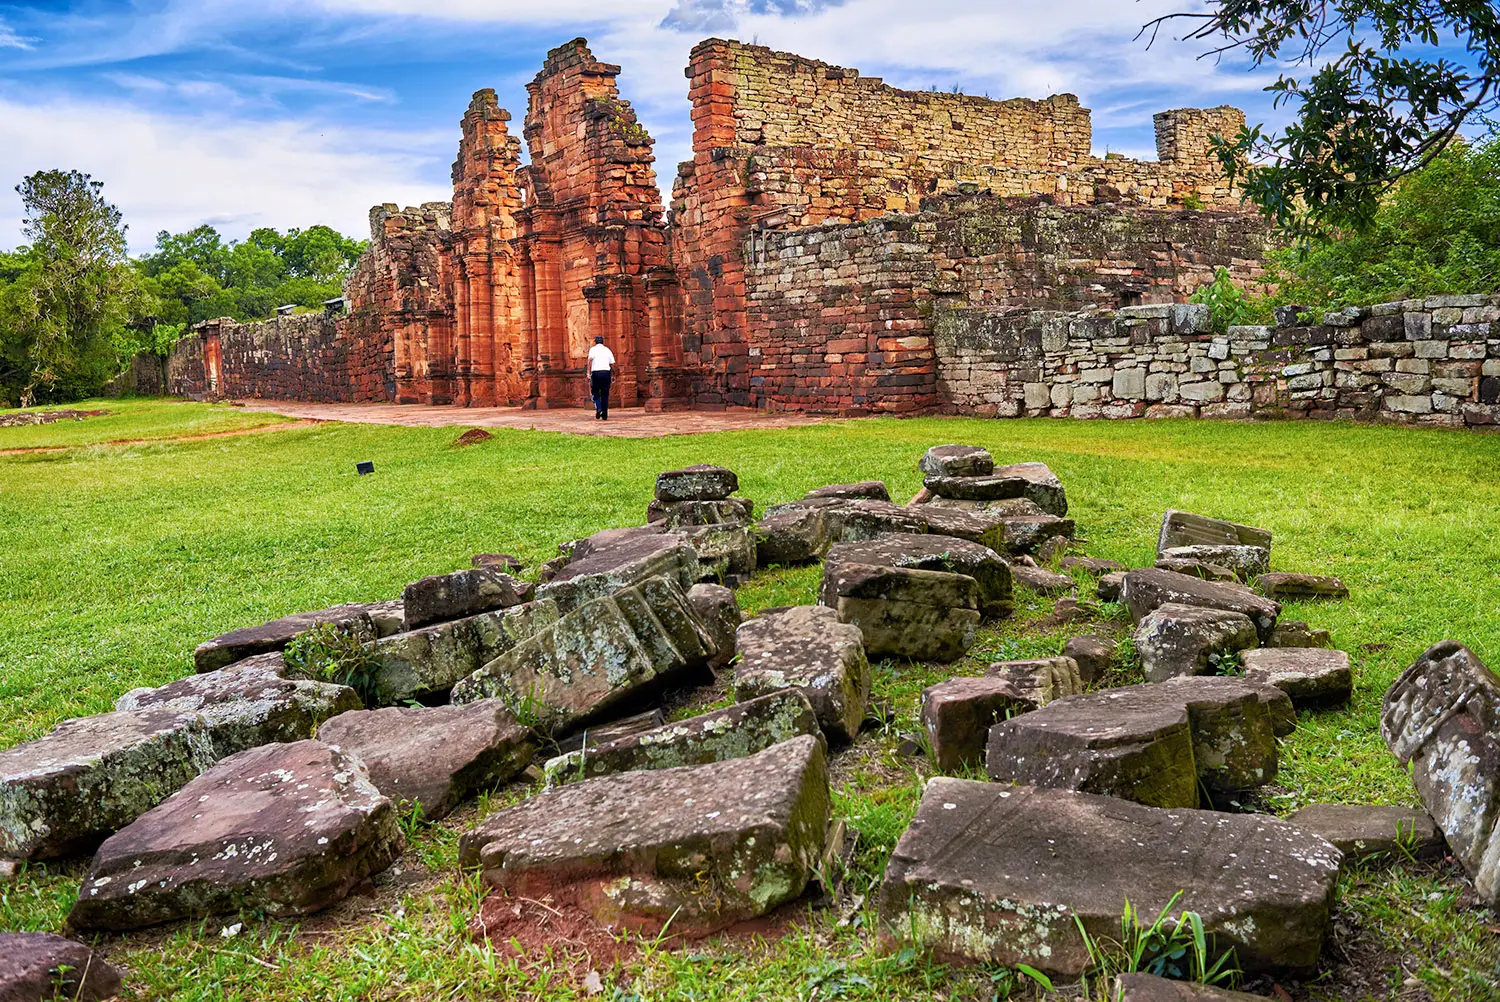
[590,370,612,418]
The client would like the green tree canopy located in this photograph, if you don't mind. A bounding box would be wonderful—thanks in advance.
[1148,1,1500,232]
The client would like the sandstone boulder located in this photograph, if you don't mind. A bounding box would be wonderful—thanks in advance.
[1158,510,1273,554]
[1158,545,1269,581]
[460,735,829,936]
[820,562,980,662]
[1097,570,1126,602]
[0,709,216,860]
[1009,564,1074,595]
[821,533,1013,619]
[919,444,993,478]
[194,603,383,673]
[70,740,402,930]
[920,677,1034,772]
[993,462,1068,516]
[1241,648,1353,707]
[655,464,738,502]
[370,601,557,705]
[877,781,1339,974]
[1064,635,1116,685]
[647,497,754,527]
[454,576,718,733]
[402,568,534,630]
[1123,568,1281,643]
[917,498,1075,555]
[116,658,361,759]
[1381,641,1500,904]
[754,505,833,566]
[543,690,821,785]
[472,553,523,573]
[804,481,890,501]
[922,474,1035,502]
[1134,603,1259,682]
[680,523,757,582]
[1255,572,1349,601]
[316,700,536,819]
[988,657,1085,708]
[1115,973,1274,1001]
[0,932,122,1002]
[537,530,701,613]
[1155,556,1238,582]
[1269,620,1333,649]
[734,606,871,742]
[1286,803,1445,863]
[685,583,741,669]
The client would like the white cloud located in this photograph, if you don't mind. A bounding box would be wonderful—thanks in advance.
[0,95,453,252]
[0,19,38,49]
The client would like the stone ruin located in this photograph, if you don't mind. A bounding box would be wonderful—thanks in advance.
[6,444,1494,999]
[161,36,1290,418]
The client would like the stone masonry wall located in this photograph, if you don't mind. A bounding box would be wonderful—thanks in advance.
[742,191,1271,414]
[934,294,1500,428]
[168,313,393,403]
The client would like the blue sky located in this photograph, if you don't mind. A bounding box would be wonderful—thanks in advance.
[0,1,1470,254]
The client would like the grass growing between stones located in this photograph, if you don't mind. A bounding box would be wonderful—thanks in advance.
[3,399,1500,1000]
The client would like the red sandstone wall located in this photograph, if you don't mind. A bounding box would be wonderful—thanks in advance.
[168,313,393,403]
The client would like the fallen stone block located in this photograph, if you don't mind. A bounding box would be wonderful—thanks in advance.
[1135,603,1259,682]
[1158,510,1273,554]
[877,781,1339,975]
[1287,803,1445,863]
[655,464,738,502]
[1115,973,1275,1001]
[0,709,217,860]
[365,600,405,637]
[116,657,362,759]
[987,656,1085,705]
[543,690,821,786]
[1064,635,1116,685]
[827,498,930,540]
[821,562,980,663]
[0,932,122,1002]
[1255,572,1349,601]
[754,505,833,565]
[821,533,1013,618]
[1097,570,1126,602]
[647,497,754,527]
[1269,620,1333,648]
[922,474,1035,502]
[69,740,401,931]
[453,576,718,733]
[918,499,1075,555]
[316,700,536,819]
[804,481,889,501]
[1009,563,1074,595]
[986,677,1291,806]
[686,583,741,669]
[919,444,993,478]
[920,677,1035,772]
[1159,545,1269,581]
[472,553,523,573]
[194,603,383,673]
[537,531,701,613]
[1060,555,1126,576]
[993,462,1068,516]
[370,602,556,706]
[681,523,757,582]
[1241,648,1353,707]
[1381,641,1500,904]
[1155,556,1238,582]
[402,568,534,630]
[734,606,871,742]
[1123,568,1281,643]
[460,734,829,936]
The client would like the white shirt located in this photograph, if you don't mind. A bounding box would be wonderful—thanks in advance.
[587,344,615,372]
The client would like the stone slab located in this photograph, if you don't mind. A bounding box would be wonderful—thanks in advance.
[459,734,829,936]
[543,690,821,786]
[1241,648,1353,707]
[1063,635,1116,685]
[754,505,833,566]
[992,462,1068,516]
[920,676,1034,772]
[1135,603,1259,682]
[193,603,381,673]
[877,781,1340,974]
[803,481,890,501]
[1159,545,1270,581]
[537,531,702,614]
[1123,568,1281,643]
[821,533,1013,618]
[0,932,122,1002]
[919,444,993,478]
[1158,510,1273,555]
[734,606,871,742]
[824,563,981,663]
[1286,803,1445,862]
[316,700,537,819]
[647,497,754,527]
[986,657,1085,708]
[655,464,738,502]
[1009,564,1075,595]
[1255,573,1349,601]
[69,740,401,930]
[402,568,534,630]
[370,602,554,706]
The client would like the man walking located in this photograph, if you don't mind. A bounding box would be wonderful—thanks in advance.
[587,334,615,421]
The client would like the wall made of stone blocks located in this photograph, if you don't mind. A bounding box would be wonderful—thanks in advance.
[168,314,394,403]
[934,294,1500,428]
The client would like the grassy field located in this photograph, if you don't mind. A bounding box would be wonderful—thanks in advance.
[1,398,1498,1001]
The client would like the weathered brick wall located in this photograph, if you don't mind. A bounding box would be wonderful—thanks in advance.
[167,313,393,403]
[935,294,1500,427]
[743,192,1271,414]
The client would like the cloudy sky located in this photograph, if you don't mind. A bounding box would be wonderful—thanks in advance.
[0,1,1458,254]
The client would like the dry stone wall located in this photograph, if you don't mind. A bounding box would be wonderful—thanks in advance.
[935,294,1500,427]
[168,313,393,403]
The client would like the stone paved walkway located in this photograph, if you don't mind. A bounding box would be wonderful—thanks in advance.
[232,401,828,438]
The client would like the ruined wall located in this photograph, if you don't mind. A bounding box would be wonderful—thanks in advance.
[935,294,1500,428]
[672,37,1263,410]
[167,313,393,403]
[743,192,1270,413]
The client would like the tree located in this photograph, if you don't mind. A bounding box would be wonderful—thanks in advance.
[1146,1,1500,232]
[7,170,142,406]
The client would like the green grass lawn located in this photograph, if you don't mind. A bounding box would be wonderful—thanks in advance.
[2,399,1498,1001]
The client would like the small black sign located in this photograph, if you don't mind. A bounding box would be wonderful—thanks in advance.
[356,461,375,476]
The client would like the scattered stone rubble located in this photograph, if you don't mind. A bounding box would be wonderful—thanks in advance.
[4,447,1448,992]
[0,932,122,1002]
